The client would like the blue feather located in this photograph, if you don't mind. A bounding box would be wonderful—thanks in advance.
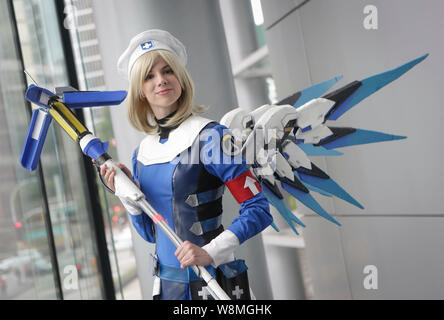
[321,128,406,149]
[294,76,343,109]
[261,183,306,235]
[297,171,364,210]
[293,171,333,197]
[327,54,428,120]
[297,143,344,156]
[280,181,341,226]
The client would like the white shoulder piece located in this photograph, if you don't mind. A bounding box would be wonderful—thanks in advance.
[137,115,214,165]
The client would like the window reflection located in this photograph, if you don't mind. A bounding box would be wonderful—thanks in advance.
[0,0,103,300]
[13,0,104,299]
[64,0,141,299]
[0,0,57,300]
[0,0,140,300]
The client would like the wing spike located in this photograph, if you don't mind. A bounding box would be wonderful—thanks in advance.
[324,54,428,121]
[318,127,407,149]
[281,181,341,226]
[262,183,306,235]
[278,75,343,108]
[296,169,364,210]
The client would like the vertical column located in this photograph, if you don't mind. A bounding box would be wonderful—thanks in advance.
[219,0,269,110]
[256,0,316,300]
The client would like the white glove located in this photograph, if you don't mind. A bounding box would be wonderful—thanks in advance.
[202,230,240,268]
[119,196,142,215]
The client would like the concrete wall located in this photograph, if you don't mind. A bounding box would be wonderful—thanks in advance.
[261,0,444,299]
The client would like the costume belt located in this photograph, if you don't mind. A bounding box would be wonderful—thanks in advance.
[151,254,215,283]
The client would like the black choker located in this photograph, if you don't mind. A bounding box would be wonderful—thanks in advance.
[155,109,179,140]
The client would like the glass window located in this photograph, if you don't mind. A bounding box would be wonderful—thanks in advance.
[63,0,141,299]
[0,0,105,299]
[0,0,58,300]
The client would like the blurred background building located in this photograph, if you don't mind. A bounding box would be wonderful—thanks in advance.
[0,0,442,300]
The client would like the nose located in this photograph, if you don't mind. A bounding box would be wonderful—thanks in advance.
[157,73,168,86]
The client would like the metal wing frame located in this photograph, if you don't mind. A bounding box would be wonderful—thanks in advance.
[220,54,428,235]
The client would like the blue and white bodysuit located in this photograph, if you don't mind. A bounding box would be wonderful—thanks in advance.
[125,113,272,300]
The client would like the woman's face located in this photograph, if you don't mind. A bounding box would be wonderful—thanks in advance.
[142,57,182,119]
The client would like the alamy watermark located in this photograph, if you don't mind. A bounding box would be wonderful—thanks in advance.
[363,5,378,30]
[169,128,281,169]
[363,265,378,290]
[63,265,79,290]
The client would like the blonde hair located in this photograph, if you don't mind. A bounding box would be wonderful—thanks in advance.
[127,50,206,134]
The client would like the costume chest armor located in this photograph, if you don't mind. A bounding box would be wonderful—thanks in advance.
[135,116,226,266]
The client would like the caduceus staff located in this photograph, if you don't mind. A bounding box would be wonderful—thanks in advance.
[20,82,231,301]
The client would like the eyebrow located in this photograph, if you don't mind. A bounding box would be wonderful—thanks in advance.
[148,64,172,74]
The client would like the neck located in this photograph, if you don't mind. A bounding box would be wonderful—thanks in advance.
[155,108,180,139]
[152,104,178,120]
[155,108,179,125]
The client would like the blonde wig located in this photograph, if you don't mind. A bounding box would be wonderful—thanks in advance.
[127,49,206,134]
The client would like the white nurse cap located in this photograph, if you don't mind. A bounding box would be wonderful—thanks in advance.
[117,29,187,80]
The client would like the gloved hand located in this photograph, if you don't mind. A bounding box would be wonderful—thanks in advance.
[96,161,142,215]
[119,196,143,215]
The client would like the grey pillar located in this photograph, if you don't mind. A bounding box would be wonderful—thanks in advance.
[219,0,269,111]
[92,0,271,299]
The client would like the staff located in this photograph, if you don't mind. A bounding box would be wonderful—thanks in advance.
[20,84,230,300]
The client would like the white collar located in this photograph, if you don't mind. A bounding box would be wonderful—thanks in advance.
[137,115,213,165]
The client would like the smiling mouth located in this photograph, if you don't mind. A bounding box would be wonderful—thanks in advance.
[156,89,171,95]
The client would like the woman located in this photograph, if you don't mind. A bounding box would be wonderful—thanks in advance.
[102,29,272,300]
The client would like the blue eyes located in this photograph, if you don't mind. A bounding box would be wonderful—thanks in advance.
[145,68,174,81]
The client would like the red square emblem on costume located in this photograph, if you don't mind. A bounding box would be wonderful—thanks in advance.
[225,169,261,203]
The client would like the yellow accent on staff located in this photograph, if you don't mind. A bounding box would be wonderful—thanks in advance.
[49,101,88,141]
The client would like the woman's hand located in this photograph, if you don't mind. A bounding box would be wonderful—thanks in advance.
[95,161,134,192]
[175,241,214,268]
